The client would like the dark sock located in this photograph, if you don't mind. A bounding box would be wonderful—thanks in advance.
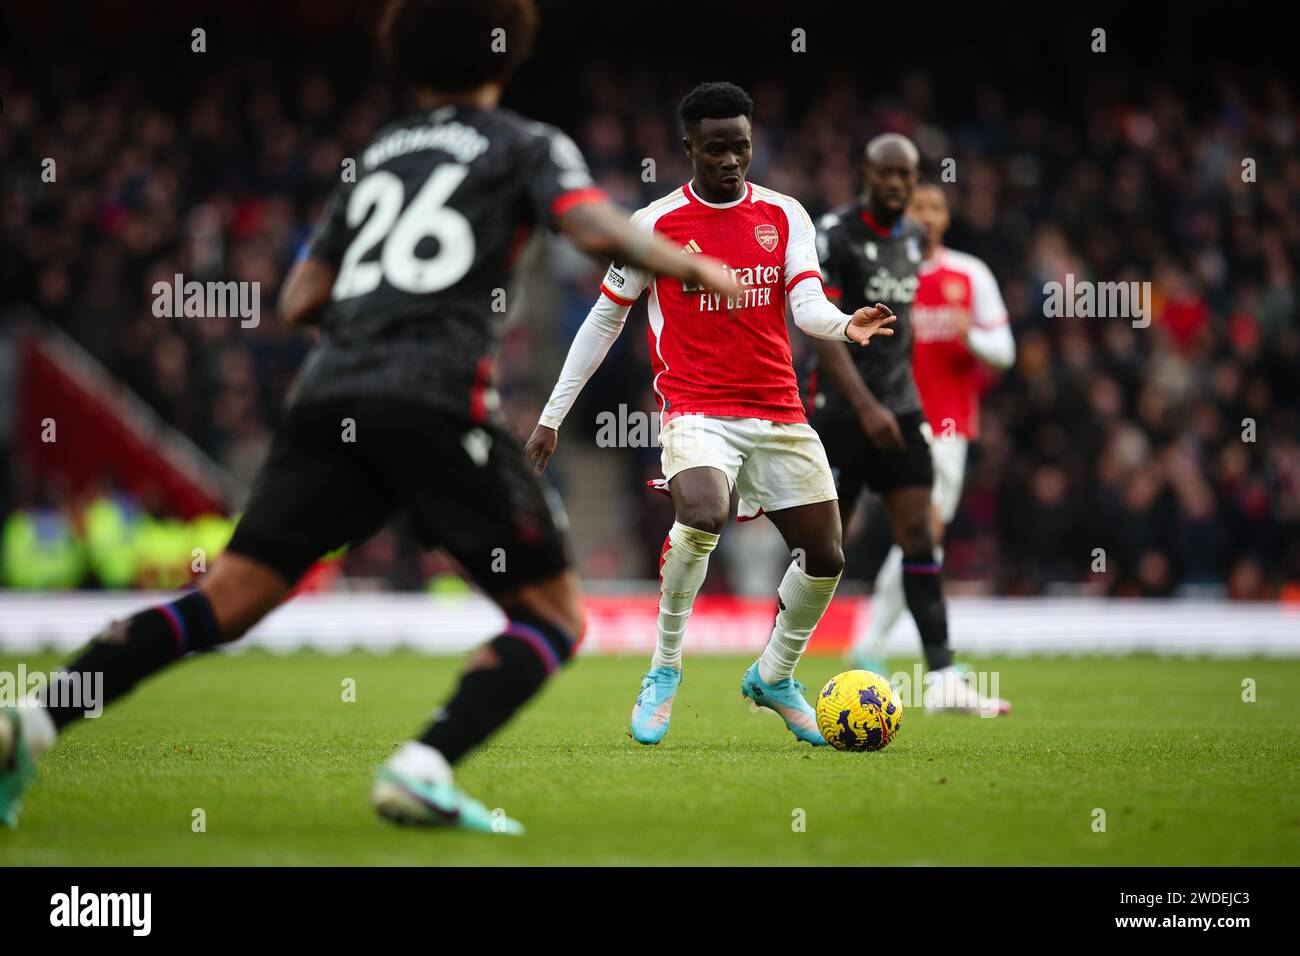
[44,590,220,729]
[419,614,575,765]
[902,555,954,671]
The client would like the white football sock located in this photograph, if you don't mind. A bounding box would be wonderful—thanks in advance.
[856,545,905,660]
[759,562,842,684]
[17,701,57,759]
[388,741,453,785]
[653,522,719,671]
[854,544,943,661]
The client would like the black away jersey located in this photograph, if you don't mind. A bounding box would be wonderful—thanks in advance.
[293,105,602,416]
[808,202,926,418]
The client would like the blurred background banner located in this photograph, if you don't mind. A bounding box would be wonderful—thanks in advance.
[1,1,1297,634]
[1,592,1298,656]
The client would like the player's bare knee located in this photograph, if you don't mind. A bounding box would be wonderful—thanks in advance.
[931,513,947,546]
[198,556,289,643]
[545,575,586,639]
[899,524,935,559]
[677,504,727,536]
[799,541,844,577]
[195,582,245,642]
[551,591,586,642]
[503,578,584,648]
[464,643,502,673]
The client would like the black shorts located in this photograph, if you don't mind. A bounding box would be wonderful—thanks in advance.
[812,409,934,505]
[225,399,570,594]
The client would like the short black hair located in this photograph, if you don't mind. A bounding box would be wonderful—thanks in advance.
[378,0,538,93]
[679,82,754,130]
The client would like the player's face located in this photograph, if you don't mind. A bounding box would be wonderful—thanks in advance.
[684,116,752,200]
[907,185,949,247]
[865,147,918,216]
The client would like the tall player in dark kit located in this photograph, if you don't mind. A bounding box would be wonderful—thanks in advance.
[526,83,898,746]
[846,181,1016,670]
[0,0,743,833]
[808,134,1008,715]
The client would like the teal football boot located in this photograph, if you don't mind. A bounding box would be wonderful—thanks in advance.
[0,709,37,828]
[629,666,682,745]
[371,767,524,835]
[740,660,827,746]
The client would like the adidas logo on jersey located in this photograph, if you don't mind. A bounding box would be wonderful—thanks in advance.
[679,240,704,294]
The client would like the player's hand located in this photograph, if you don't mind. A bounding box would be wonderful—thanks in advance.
[687,256,744,303]
[525,423,559,474]
[846,303,897,346]
[857,401,905,452]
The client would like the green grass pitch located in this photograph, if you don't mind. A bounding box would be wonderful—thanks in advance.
[2,651,1298,865]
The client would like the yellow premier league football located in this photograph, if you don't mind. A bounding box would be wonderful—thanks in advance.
[815,670,903,752]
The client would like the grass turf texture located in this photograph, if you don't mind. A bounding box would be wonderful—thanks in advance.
[1,651,1297,866]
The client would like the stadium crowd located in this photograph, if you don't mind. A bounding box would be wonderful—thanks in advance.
[2,50,1297,599]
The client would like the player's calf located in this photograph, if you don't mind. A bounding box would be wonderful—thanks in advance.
[38,553,289,733]
[43,589,227,731]
[417,610,575,764]
[373,599,578,832]
[758,560,841,686]
[901,552,954,672]
[886,489,955,673]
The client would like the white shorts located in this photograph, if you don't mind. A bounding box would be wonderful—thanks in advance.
[659,415,838,520]
[930,435,969,524]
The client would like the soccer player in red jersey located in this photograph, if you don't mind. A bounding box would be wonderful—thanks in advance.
[846,181,1016,670]
[526,82,895,746]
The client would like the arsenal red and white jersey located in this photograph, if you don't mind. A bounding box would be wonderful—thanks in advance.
[911,246,1008,439]
[598,182,823,424]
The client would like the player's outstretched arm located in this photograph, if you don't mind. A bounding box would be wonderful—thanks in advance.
[788,278,896,344]
[556,201,741,300]
[525,291,630,474]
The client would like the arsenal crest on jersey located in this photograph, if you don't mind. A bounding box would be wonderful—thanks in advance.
[754,223,779,252]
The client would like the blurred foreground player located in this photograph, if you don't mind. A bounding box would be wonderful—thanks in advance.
[808,135,1008,715]
[846,182,1015,669]
[526,83,897,745]
[0,0,743,833]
